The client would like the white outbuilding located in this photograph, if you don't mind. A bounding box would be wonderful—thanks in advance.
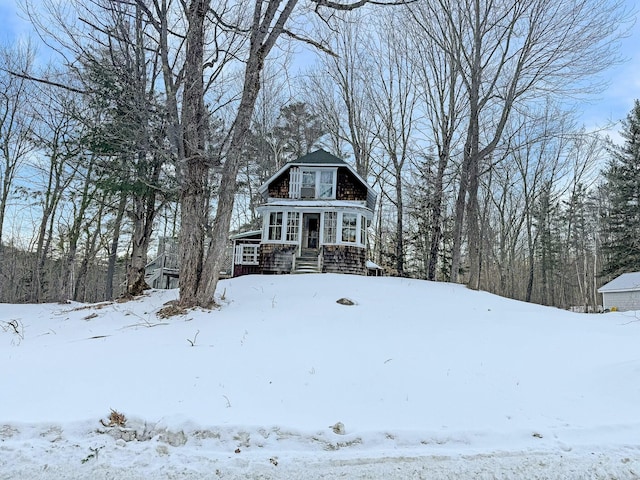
[598,272,640,312]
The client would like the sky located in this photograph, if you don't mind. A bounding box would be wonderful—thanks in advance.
[1,273,640,478]
[0,0,639,140]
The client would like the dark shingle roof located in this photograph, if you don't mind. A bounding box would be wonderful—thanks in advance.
[289,149,347,165]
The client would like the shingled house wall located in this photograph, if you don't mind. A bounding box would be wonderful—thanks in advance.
[260,244,297,274]
[322,245,366,275]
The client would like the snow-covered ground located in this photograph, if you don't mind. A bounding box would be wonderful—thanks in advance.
[2,274,640,479]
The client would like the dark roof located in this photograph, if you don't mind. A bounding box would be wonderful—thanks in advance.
[288,149,347,165]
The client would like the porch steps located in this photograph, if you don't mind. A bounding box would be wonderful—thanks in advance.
[293,249,321,274]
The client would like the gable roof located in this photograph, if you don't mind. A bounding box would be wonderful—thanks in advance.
[290,149,347,165]
[598,272,640,293]
[257,149,377,210]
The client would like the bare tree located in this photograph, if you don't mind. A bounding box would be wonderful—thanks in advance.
[366,12,420,276]
[409,0,628,289]
[305,13,378,178]
[194,0,406,307]
[0,42,36,247]
[406,8,465,280]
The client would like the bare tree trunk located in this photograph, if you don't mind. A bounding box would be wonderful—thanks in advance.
[177,0,211,306]
[106,193,127,299]
[74,199,105,301]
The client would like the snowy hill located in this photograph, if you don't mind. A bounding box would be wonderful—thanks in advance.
[2,274,640,479]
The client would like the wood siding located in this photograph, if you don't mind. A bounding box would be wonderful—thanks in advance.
[322,245,366,275]
[268,171,290,199]
[602,291,640,312]
[267,166,367,201]
[260,244,297,274]
[233,264,261,277]
[336,168,367,201]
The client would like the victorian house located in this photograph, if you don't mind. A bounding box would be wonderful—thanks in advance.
[232,149,377,276]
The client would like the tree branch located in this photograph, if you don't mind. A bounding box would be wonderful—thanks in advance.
[3,70,87,94]
[282,29,338,57]
[312,0,414,11]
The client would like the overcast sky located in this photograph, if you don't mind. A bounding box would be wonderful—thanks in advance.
[1,0,638,141]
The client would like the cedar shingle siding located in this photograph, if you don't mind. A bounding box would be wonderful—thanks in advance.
[322,245,366,275]
[260,244,297,274]
[267,166,367,201]
[268,172,290,199]
[336,168,367,201]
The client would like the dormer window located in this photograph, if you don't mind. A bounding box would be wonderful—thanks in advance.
[301,171,316,198]
[289,167,336,199]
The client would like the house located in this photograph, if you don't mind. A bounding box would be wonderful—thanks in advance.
[232,149,377,276]
[597,272,640,311]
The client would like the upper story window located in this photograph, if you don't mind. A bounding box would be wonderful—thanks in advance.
[289,167,336,200]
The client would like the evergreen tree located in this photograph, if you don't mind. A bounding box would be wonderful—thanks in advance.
[601,100,640,276]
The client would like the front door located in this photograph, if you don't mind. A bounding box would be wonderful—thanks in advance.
[303,213,320,249]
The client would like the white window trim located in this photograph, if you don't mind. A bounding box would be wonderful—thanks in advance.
[321,211,337,244]
[267,211,284,241]
[261,208,371,247]
[289,168,337,200]
[262,210,303,245]
[234,244,259,265]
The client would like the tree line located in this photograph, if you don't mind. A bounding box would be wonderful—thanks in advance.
[0,0,634,310]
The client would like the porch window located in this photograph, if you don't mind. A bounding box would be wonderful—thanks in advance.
[268,212,283,240]
[341,213,357,243]
[323,212,337,243]
[235,244,259,265]
[286,212,300,242]
[360,215,367,246]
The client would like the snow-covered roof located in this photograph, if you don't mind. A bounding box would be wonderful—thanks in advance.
[366,260,382,270]
[597,271,640,293]
[230,230,261,240]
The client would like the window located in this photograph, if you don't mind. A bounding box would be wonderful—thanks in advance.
[360,215,367,246]
[268,212,283,240]
[291,168,336,199]
[319,170,334,198]
[341,213,357,243]
[323,212,337,243]
[234,244,259,265]
[286,212,300,242]
[301,171,316,199]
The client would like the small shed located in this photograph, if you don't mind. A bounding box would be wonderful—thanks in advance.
[597,272,640,312]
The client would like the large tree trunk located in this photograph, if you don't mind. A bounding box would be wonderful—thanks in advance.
[196,53,266,307]
[192,0,299,307]
[177,0,211,306]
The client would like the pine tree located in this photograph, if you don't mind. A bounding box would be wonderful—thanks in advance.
[601,100,640,276]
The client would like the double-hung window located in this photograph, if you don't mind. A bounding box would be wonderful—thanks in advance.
[319,171,334,198]
[268,212,283,241]
[360,215,367,246]
[323,212,337,244]
[341,213,357,243]
[290,168,336,199]
[301,171,316,199]
[286,212,300,242]
[234,244,259,265]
